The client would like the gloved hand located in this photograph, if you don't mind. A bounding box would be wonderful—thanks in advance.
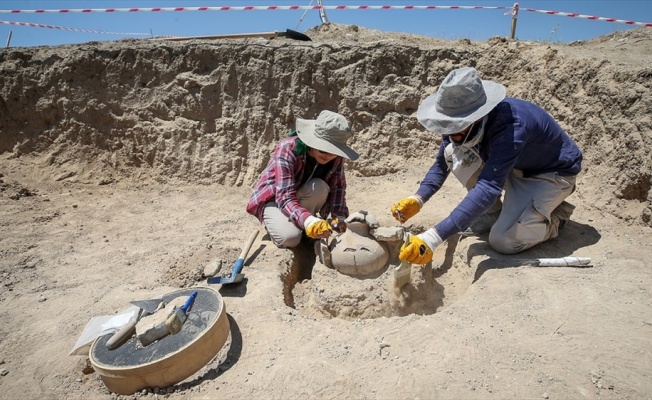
[399,228,443,264]
[328,216,348,234]
[304,216,333,239]
[391,195,424,223]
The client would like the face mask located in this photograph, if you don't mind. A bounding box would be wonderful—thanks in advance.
[452,116,487,149]
[447,116,488,187]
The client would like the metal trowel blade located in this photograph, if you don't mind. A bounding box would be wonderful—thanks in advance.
[129,298,163,314]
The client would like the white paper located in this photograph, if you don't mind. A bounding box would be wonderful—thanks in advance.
[69,305,139,356]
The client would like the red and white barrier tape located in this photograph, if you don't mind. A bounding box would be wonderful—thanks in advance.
[521,7,652,27]
[0,19,149,35]
[0,5,649,27]
[0,5,509,13]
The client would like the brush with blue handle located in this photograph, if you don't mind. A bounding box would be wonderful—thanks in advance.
[166,290,198,335]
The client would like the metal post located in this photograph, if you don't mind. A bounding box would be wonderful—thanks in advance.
[510,3,519,40]
[318,0,329,24]
[5,30,12,48]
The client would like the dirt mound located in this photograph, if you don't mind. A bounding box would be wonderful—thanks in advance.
[1,23,650,226]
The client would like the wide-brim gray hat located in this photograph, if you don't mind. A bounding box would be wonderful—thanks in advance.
[417,67,506,135]
[296,110,359,161]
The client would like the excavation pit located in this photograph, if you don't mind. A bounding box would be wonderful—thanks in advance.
[281,213,475,320]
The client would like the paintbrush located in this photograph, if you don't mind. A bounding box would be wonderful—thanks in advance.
[393,232,413,289]
[165,290,198,335]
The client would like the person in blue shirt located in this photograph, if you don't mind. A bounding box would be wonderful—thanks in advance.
[392,67,582,263]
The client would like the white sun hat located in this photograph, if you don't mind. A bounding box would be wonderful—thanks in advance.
[417,67,506,135]
[296,110,359,161]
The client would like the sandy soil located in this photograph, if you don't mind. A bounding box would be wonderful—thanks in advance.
[0,23,651,399]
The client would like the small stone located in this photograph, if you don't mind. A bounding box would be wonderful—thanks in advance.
[0,368,8,376]
[203,259,223,277]
[362,213,380,228]
[345,211,369,223]
[369,226,404,242]
[38,295,47,302]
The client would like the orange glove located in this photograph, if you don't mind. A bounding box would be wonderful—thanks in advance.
[304,216,333,239]
[399,228,442,264]
[391,195,424,223]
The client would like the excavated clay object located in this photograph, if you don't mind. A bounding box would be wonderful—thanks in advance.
[326,220,389,276]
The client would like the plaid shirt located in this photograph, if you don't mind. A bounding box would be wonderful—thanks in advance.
[246,136,349,229]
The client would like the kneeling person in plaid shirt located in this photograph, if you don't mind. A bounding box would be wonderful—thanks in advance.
[246,110,359,248]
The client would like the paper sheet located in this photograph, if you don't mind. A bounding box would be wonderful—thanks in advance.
[69,305,139,356]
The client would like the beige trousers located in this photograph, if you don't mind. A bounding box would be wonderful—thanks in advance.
[488,170,576,254]
[445,143,576,254]
[263,178,329,248]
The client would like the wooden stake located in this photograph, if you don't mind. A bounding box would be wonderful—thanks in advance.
[5,30,12,48]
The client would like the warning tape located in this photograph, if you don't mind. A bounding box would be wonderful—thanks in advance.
[0,5,509,13]
[0,5,649,27]
[521,7,652,27]
[0,19,149,35]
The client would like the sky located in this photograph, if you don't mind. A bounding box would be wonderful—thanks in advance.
[1,1,651,48]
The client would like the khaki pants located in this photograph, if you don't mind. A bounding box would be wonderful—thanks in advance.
[488,170,576,254]
[263,178,329,248]
[445,144,576,254]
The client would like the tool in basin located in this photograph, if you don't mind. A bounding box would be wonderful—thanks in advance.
[106,298,163,350]
[166,290,198,335]
[207,230,259,285]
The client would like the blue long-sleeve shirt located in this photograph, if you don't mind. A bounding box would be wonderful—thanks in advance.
[416,98,583,240]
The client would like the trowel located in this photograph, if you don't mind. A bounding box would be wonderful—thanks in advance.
[207,230,259,285]
[130,298,164,314]
[106,297,163,350]
[154,29,311,42]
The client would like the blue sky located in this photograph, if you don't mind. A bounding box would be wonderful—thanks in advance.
[1,1,651,48]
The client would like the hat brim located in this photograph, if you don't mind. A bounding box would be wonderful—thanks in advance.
[417,80,506,135]
[296,118,360,161]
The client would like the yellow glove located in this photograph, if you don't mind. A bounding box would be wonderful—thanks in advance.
[304,216,333,239]
[399,228,442,264]
[391,195,423,223]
